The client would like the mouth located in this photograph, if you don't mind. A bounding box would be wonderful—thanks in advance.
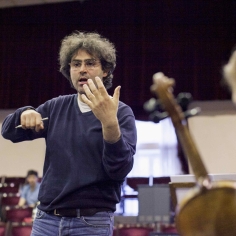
[78,78,88,86]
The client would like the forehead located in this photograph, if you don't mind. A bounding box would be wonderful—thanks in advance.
[71,49,96,61]
[27,174,37,178]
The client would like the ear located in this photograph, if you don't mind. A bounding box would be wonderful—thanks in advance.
[102,71,108,78]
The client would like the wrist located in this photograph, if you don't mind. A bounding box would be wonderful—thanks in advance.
[102,119,121,143]
[101,118,119,129]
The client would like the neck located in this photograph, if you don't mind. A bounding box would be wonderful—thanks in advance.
[30,183,36,190]
[78,93,86,102]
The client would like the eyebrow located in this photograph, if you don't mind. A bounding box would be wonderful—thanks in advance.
[71,58,96,62]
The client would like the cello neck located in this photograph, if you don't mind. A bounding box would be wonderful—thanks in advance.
[151,73,210,186]
[175,119,209,185]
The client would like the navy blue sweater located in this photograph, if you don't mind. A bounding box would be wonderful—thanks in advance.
[1,94,137,212]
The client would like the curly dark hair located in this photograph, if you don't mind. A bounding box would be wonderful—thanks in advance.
[59,31,116,90]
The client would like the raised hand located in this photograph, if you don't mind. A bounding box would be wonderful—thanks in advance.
[81,76,120,125]
[81,76,121,143]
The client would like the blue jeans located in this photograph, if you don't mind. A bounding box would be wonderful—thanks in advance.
[31,209,114,236]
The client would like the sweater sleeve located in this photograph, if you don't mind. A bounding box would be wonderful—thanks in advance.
[1,103,49,143]
[102,104,137,181]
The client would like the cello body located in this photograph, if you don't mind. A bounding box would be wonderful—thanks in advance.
[176,181,236,236]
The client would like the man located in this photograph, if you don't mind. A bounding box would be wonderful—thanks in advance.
[18,170,40,208]
[1,31,137,236]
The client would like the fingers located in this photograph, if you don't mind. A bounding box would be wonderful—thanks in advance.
[95,76,108,96]
[20,110,44,132]
[35,116,44,132]
[82,81,96,102]
[87,77,108,95]
[82,77,108,102]
[80,94,90,104]
[113,86,121,102]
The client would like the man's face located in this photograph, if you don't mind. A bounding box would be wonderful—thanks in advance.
[70,49,107,95]
[27,175,38,186]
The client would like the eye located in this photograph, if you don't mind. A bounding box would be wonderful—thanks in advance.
[73,62,81,68]
[86,61,95,67]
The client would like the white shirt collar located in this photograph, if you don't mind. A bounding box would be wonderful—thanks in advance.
[77,96,91,113]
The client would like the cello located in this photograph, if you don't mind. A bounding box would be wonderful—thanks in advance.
[151,72,236,236]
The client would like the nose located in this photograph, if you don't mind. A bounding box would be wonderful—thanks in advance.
[79,62,87,73]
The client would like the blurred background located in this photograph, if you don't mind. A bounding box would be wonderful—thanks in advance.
[0,0,235,119]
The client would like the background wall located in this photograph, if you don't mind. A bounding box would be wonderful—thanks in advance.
[188,101,236,174]
[0,110,45,177]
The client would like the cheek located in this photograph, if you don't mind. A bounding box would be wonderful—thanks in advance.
[70,72,77,83]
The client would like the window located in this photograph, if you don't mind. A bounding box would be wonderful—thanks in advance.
[129,119,182,178]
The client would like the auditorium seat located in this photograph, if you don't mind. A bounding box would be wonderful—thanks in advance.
[0,222,6,236]
[0,184,20,194]
[113,226,154,236]
[6,222,32,236]
[161,224,178,233]
[149,233,179,236]
[1,177,25,187]
[0,193,20,206]
[1,206,33,222]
